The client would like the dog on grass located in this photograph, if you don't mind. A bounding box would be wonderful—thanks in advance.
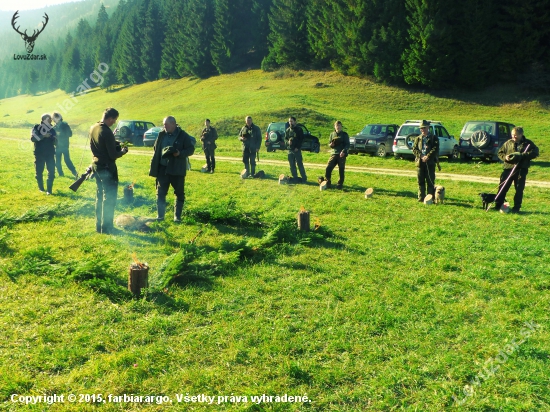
[434,185,445,204]
[479,192,507,210]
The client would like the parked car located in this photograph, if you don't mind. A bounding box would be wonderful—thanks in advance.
[392,120,458,159]
[457,121,515,161]
[349,124,398,156]
[264,122,321,153]
[114,120,156,146]
[143,126,162,147]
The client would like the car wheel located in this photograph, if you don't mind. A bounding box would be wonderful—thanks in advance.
[405,133,419,148]
[119,126,130,139]
[376,144,386,157]
[470,131,490,149]
[448,145,459,159]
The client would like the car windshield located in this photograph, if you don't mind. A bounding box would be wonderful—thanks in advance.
[361,125,386,135]
[146,122,155,129]
[268,123,286,133]
[398,125,420,136]
[464,122,493,134]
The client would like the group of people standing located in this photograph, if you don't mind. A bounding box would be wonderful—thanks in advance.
[29,111,540,234]
[31,112,77,195]
[238,115,351,188]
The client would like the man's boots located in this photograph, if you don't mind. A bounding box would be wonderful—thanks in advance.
[156,200,166,220]
[174,200,184,223]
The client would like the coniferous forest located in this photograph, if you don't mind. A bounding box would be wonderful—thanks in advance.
[1,0,550,99]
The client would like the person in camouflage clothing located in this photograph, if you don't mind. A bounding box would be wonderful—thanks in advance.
[238,115,262,177]
[52,112,78,179]
[284,116,307,183]
[200,119,218,173]
[323,120,350,189]
[494,126,539,213]
[412,120,439,202]
[31,113,57,195]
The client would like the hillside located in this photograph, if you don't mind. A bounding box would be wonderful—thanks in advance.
[1,70,549,410]
[1,69,549,178]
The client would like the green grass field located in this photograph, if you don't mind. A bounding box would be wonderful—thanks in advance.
[1,71,549,411]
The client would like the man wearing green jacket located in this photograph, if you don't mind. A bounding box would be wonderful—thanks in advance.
[285,116,307,183]
[324,120,350,189]
[90,107,128,234]
[494,126,539,213]
[412,120,439,202]
[149,116,195,222]
[52,112,78,179]
[238,115,262,177]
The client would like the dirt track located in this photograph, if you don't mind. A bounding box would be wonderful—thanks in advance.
[4,136,549,188]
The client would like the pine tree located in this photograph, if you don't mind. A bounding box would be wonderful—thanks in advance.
[263,0,310,70]
[160,0,186,78]
[306,0,335,69]
[112,7,145,84]
[211,0,235,74]
[140,0,164,81]
[402,0,458,88]
[177,0,216,78]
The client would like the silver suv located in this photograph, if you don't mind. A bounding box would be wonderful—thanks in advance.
[392,120,458,159]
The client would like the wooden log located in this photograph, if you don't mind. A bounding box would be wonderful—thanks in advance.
[364,188,374,198]
[297,210,310,232]
[123,185,134,203]
[128,265,149,296]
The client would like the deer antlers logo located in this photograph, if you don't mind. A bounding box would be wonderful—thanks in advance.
[11,11,49,54]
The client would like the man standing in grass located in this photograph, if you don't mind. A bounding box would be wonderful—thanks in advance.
[285,116,307,183]
[238,115,262,177]
[494,126,539,213]
[31,113,57,195]
[412,120,439,202]
[200,119,218,174]
[52,112,78,179]
[149,116,195,222]
[90,107,128,234]
[323,120,349,189]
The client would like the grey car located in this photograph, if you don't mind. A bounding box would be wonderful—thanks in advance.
[143,126,162,147]
[114,120,156,146]
[349,124,398,156]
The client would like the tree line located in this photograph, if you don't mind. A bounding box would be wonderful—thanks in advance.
[1,0,550,99]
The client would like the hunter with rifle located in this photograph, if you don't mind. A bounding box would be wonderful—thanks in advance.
[89,107,128,234]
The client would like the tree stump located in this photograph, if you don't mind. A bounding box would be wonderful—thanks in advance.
[123,185,134,203]
[128,265,149,296]
[297,210,310,232]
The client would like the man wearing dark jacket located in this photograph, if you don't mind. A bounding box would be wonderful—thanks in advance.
[149,116,195,222]
[324,120,350,189]
[90,107,128,234]
[31,113,57,195]
[494,126,539,213]
[412,120,439,202]
[52,112,78,179]
[238,115,262,177]
[200,119,218,173]
[285,116,307,183]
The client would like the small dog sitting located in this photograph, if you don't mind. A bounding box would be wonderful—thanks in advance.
[434,185,445,204]
[479,192,506,210]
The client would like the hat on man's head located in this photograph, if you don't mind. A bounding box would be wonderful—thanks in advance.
[419,120,430,128]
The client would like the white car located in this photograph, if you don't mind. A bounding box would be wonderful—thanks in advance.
[392,120,459,159]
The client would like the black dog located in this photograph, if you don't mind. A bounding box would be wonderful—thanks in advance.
[479,192,506,210]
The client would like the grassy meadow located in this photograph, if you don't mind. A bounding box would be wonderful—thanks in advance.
[1,70,550,411]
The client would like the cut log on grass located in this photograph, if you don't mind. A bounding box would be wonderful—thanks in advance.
[128,264,149,296]
[365,188,373,199]
[297,209,310,232]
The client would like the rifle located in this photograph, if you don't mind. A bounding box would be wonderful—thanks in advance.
[69,166,93,192]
